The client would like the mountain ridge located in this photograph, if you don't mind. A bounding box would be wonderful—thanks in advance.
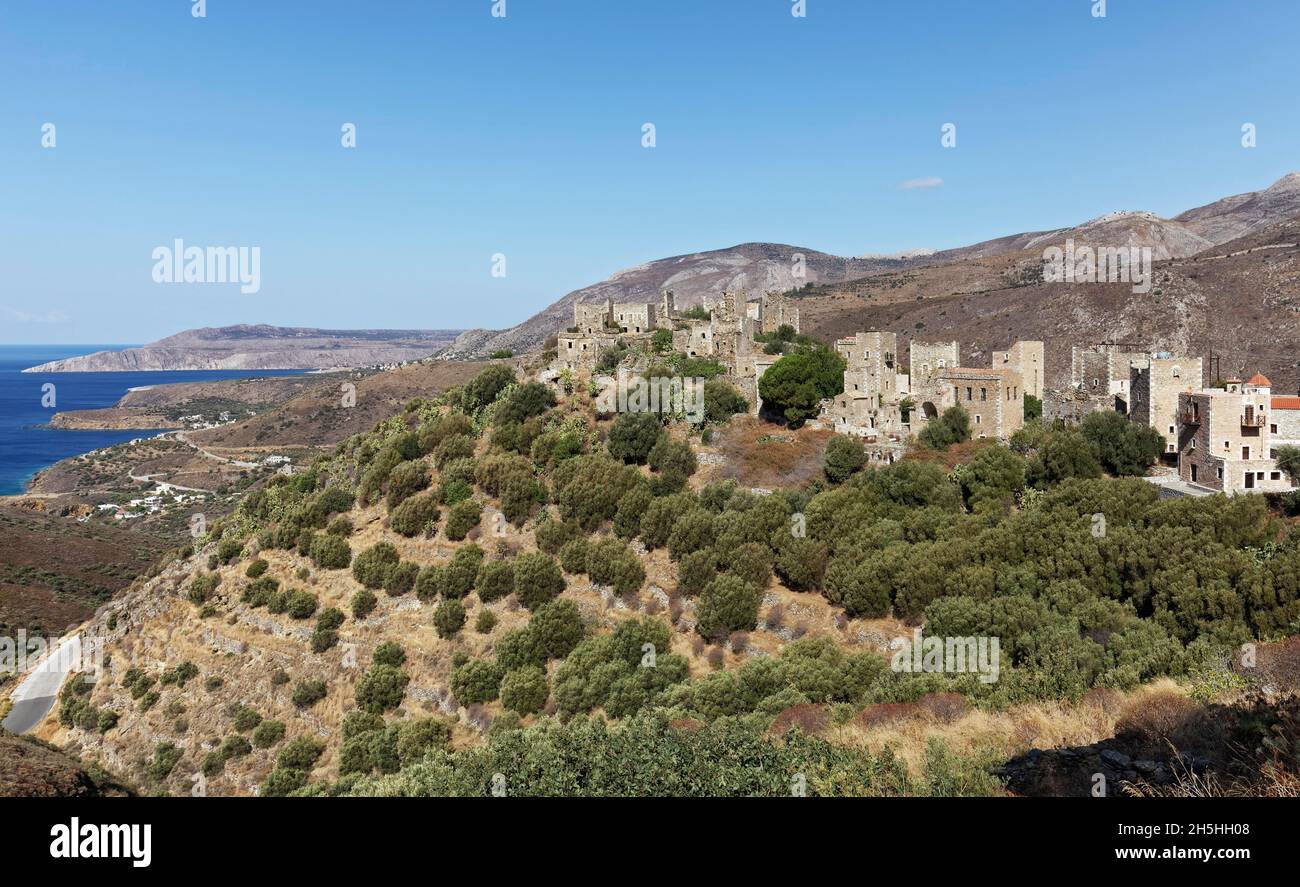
[444,172,1300,358]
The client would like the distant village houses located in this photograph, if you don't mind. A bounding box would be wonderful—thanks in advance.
[539,295,1300,496]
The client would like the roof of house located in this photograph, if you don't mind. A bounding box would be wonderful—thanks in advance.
[1273,396,1300,411]
[1248,372,1273,387]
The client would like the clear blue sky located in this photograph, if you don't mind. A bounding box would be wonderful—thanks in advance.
[1,0,1297,344]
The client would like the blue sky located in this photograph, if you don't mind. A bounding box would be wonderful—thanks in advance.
[1,0,1297,344]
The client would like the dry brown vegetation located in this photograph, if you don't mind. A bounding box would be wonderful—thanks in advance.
[703,416,831,488]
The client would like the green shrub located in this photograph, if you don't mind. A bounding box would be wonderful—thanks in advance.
[613,485,653,539]
[286,589,319,619]
[292,679,327,707]
[703,378,748,423]
[387,459,431,507]
[475,558,515,602]
[310,533,352,570]
[559,537,591,574]
[245,558,269,578]
[146,742,184,782]
[726,542,773,589]
[475,609,498,634]
[277,737,326,770]
[352,542,400,589]
[676,547,719,595]
[252,720,286,749]
[494,382,556,426]
[390,492,440,537]
[530,598,586,659]
[514,552,565,610]
[385,561,419,597]
[316,607,345,631]
[587,537,645,596]
[373,641,407,667]
[758,345,846,426]
[432,599,466,638]
[696,575,762,640]
[1081,410,1164,477]
[220,734,253,760]
[648,436,697,477]
[500,666,549,716]
[919,405,971,449]
[233,706,262,732]
[445,500,482,541]
[261,767,308,796]
[355,664,410,714]
[772,535,828,591]
[160,661,199,687]
[667,507,716,560]
[450,659,504,705]
[534,516,582,554]
[351,589,378,619]
[823,434,866,483]
[310,628,339,652]
[188,572,220,604]
[607,413,664,464]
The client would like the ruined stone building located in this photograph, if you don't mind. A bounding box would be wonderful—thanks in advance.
[1178,374,1295,493]
[819,331,906,437]
[1070,343,1149,407]
[613,302,656,334]
[936,366,1026,440]
[573,299,614,335]
[994,341,1044,400]
[908,340,961,422]
[759,290,800,336]
[1128,355,1203,462]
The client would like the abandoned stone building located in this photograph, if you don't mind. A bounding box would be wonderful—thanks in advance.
[936,366,1026,440]
[1128,355,1204,462]
[994,340,1044,400]
[1070,343,1149,407]
[908,340,961,421]
[818,332,906,438]
[613,302,656,334]
[1178,374,1295,493]
[573,299,615,335]
[759,290,801,336]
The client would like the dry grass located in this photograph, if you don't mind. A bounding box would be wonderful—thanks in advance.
[704,416,831,489]
[837,679,1189,776]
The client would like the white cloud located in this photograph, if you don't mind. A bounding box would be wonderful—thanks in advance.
[3,306,70,323]
[900,177,944,190]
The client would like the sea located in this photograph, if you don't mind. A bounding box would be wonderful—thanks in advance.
[0,345,306,496]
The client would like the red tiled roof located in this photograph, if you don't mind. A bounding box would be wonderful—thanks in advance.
[1272,396,1300,411]
[1248,372,1273,387]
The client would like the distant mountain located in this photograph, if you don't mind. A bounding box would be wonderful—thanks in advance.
[443,244,911,357]
[1174,172,1300,243]
[795,211,1300,393]
[23,324,463,373]
[445,172,1300,358]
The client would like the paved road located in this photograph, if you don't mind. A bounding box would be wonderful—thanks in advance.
[2,635,88,734]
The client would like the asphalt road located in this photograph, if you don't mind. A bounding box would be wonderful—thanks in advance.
[2,635,85,734]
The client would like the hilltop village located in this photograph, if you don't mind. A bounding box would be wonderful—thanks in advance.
[542,291,1300,495]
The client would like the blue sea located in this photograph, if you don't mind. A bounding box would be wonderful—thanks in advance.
[0,345,306,495]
